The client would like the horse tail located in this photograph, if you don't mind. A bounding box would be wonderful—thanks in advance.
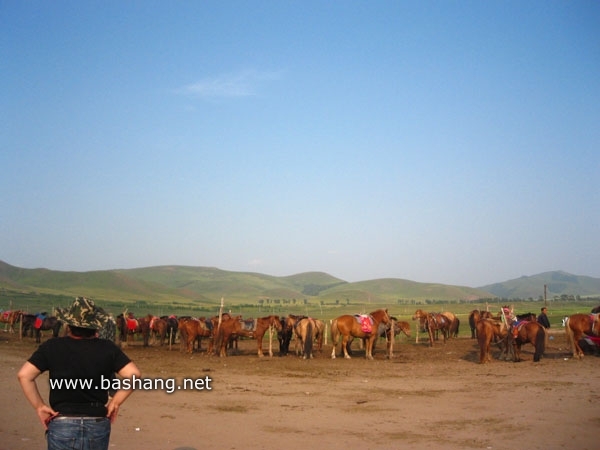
[533,325,546,362]
[330,319,339,359]
[302,320,314,359]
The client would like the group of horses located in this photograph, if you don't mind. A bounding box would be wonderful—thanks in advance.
[469,305,600,364]
[4,303,600,364]
[113,309,411,361]
[412,309,460,347]
[1,310,63,343]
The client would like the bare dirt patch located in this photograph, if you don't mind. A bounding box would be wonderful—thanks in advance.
[1,330,598,450]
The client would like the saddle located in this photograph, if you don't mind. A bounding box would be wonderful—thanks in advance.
[354,314,373,333]
[126,318,138,331]
[34,312,47,329]
[241,319,255,332]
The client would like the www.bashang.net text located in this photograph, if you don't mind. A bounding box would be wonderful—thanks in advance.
[49,375,212,395]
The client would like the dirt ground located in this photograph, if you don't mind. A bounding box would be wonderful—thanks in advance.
[1,327,599,450]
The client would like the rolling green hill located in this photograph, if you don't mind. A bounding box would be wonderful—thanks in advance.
[2,261,598,316]
[0,261,490,308]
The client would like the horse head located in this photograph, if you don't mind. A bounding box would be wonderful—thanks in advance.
[371,308,390,325]
[412,309,426,321]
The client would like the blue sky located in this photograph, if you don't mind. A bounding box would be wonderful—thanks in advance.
[1,1,599,287]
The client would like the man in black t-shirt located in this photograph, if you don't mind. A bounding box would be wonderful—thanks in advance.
[17,297,140,450]
[537,307,551,329]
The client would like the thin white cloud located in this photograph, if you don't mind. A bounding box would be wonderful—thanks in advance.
[248,258,264,268]
[180,69,282,99]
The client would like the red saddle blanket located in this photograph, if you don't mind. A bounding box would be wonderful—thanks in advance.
[355,315,372,333]
[126,318,138,331]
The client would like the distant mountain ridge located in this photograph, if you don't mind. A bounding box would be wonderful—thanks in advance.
[478,271,600,299]
[1,261,598,304]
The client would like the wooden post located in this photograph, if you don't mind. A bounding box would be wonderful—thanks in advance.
[415,320,419,344]
[324,322,328,346]
[268,324,273,357]
[388,319,395,359]
[217,297,224,331]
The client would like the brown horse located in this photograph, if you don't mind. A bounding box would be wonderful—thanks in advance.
[412,309,451,347]
[330,309,390,360]
[441,311,460,338]
[249,315,282,357]
[564,313,600,359]
[476,318,508,364]
[1,310,22,333]
[116,313,151,347]
[468,310,493,339]
[312,318,326,353]
[178,317,212,354]
[213,315,254,357]
[293,317,316,359]
[373,319,412,357]
[150,316,168,346]
[285,315,326,356]
[510,321,547,362]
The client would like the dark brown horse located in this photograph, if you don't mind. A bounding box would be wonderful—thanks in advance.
[116,313,151,347]
[412,309,451,347]
[475,318,508,364]
[330,309,390,360]
[564,313,600,359]
[1,310,22,333]
[516,312,537,322]
[510,321,547,362]
[277,317,293,356]
[21,314,62,343]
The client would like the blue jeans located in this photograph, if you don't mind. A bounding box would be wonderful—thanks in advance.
[46,417,111,450]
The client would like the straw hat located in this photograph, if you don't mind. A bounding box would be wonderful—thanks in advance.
[55,297,109,330]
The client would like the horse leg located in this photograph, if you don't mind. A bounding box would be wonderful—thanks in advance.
[257,335,264,358]
[572,331,585,358]
[365,336,374,360]
[342,335,351,359]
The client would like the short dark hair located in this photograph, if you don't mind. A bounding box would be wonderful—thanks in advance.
[68,325,97,338]
[541,307,547,312]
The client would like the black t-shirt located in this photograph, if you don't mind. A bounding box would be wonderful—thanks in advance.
[28,336,132,416]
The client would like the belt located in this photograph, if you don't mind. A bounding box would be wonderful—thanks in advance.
[53,416,106,422]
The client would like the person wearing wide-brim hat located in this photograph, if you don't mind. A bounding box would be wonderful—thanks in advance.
[54,296,111,330]
[17,297,141,450]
